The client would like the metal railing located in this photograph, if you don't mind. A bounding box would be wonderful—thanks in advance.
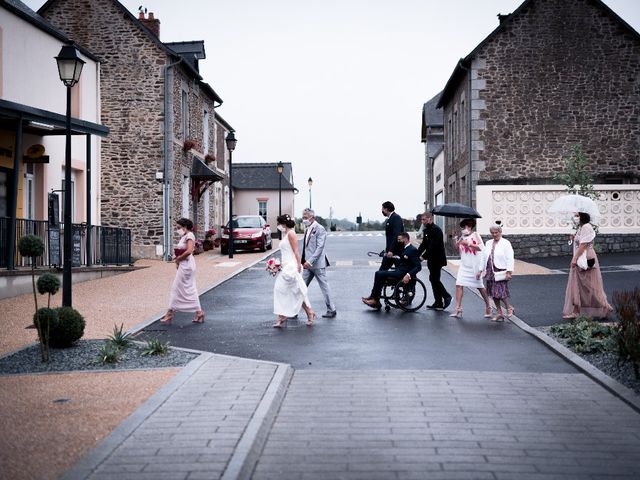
[0,217,132,269]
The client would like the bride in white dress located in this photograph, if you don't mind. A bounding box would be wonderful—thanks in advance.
[273,214,316,328]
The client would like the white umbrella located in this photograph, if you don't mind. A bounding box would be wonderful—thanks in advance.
[547,194,600,220]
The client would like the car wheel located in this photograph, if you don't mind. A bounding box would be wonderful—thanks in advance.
[259,237,267,252]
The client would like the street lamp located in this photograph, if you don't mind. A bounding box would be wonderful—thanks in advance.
[308,177,313,210]
[56,44,85,307]
[225,131,237,259]
[276,161,284,239]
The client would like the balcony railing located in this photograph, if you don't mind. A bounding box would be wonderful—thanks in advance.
[0,217,132,269]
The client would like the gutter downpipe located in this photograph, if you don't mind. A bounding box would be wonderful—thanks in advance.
[163,57,182,261]
[458,59,474,207]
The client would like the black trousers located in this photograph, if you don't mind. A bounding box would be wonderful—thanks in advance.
[370,269,405,299]
[428,264,449,305]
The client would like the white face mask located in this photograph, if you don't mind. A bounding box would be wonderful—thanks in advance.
[277,225,286,233]
[461,228,471,236]
[176,228,185,236]
[302,219,311,227]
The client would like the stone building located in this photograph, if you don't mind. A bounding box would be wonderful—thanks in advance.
[421,91,444,213]
[38,0,233,259]
[435,0,639,256]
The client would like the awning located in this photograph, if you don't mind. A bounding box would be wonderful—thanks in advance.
[0,99,109,137]
[191,157,223,181]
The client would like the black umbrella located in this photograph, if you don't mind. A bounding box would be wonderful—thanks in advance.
[431,203,481,218]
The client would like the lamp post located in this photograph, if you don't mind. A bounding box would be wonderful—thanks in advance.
[308,177,313,210]
[55,44,85,307]
[225,131,237,259]
[276,161,284,239]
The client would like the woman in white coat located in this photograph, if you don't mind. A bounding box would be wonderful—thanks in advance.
[482,224,515,321]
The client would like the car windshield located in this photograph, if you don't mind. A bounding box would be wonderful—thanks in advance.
[231,217,262,228]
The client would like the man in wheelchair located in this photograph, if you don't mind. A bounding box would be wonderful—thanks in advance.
[362,232,422,310]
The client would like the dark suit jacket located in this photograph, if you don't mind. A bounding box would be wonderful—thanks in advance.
[417,223,447,268]
[385,212,405,254]
[395,244,422,278]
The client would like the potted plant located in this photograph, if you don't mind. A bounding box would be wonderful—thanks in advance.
[183,139,198,152]
[203,228,218,251]
[204,153,216,163]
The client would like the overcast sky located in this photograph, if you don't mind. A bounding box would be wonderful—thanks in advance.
[24,0,640,223]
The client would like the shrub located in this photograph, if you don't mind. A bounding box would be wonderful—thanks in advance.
[33,308,58,346]
[107,323,131,350]
[96,342,121,364]
[550,316,616,354]
[49,307,85,348]
[142,338,170,356]
[18,234,45,258]
[613,288,640,379]
[37,273,61,307]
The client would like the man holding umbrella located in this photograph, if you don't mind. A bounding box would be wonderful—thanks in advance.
[417,212,451,310]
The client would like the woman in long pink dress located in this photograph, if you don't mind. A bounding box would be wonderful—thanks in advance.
[161,218,205,324]
[562,212,612,320]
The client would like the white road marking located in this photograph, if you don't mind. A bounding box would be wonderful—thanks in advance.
[215,261,242,268]
[335,260,353,266]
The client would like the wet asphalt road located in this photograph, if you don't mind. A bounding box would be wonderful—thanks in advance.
[137,234,637,371]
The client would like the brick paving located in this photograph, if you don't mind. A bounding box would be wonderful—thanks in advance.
[253,370,640,480]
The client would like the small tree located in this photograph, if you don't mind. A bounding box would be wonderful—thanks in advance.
[554,144,599,200]
[18,235,49,362]
[37,273,60,308]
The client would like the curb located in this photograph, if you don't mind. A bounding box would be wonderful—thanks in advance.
[62,351,214,480]
[126,248,279,336]
[449,269,640,414]
[221,363,294,480]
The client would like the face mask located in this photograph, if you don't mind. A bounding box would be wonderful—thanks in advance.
[462,228,471,235]
[277,225,286,233]
[176,228,185,236]
[302,219,311,227]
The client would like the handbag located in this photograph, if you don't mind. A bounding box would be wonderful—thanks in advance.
[174,248,187,258]
[493,270,508,282]
[576,252,588,270]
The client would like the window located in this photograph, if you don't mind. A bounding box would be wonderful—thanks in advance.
[181,89,189,140]
[258,201,267,221]
[203,109,209,153]
[182,175,190,218]
[0,168,10,217]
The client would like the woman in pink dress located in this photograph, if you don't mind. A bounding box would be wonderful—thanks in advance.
[161,218,205,324]
[562,212,612,320]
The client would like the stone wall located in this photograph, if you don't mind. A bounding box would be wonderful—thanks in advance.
[476,0,640,182]
[481,234,640,259]
[42,0,167,258]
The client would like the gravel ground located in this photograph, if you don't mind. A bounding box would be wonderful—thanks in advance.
[0,340,198,375]
[539,325,640,394]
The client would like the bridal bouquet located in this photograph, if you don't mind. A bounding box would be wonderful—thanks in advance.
[266,258,282,276]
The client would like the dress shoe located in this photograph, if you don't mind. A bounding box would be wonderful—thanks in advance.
[361,296,373,301]
[443,295,452,310]
[427,303,444,310]
[322,310,337,318]
[363,298,381,309]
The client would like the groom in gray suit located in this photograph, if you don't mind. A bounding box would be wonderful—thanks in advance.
[301,208,337,318]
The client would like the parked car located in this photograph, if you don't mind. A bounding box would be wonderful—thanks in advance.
[220,215,273,254]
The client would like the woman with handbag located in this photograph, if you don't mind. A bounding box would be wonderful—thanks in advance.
[482,224,515,322]
[161,218,205,324]
[562,212,612,320]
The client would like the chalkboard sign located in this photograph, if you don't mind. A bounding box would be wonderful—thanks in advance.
[48,193,59,227]
[72,227,82,267]
[48,227,61,266]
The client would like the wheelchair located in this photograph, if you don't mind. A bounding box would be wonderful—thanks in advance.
[368,252,428,312]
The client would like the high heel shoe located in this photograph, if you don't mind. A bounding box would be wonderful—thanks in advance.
[506,307,515,319]
[449,308,463,318]
[160,310,173,324]
[273,316,288,328]
[484,306,493,318]
[491,312,505,322]
[192,310,205,323]
[306,312,316,326]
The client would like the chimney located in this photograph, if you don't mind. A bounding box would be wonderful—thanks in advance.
[497,13,511,25]
[139,11,160,37]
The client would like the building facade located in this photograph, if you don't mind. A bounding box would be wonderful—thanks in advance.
[436,0,640,256]
[39,0,232,259]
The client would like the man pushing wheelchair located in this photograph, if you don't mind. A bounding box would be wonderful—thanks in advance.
[362,232,422,310]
